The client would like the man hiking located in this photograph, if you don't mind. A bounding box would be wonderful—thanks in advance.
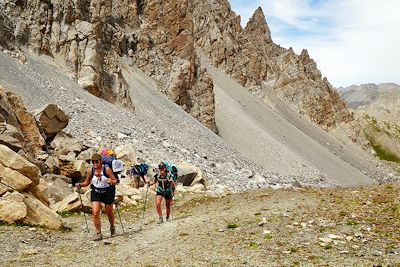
[77,153,118,241]
[149,162,176,224]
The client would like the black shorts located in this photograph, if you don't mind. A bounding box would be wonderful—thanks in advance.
[90,185,115,205]
[156,191,172,200]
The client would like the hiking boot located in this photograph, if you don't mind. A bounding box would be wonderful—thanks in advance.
[165,217,170,222]
[157,217,163,224]
[93,232,102,241]
[110,225,116,237]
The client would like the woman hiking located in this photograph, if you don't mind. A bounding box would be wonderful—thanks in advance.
[77,153,118,241]
[150,162,176,224]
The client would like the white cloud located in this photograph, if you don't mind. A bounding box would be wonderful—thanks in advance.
[230,0,400,87]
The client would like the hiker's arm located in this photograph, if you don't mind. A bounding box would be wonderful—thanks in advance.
[148,175,157,186]
[78,168,91,188]
[106,167,118,185]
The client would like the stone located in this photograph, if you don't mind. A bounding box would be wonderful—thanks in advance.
[58,151,76,162]
[0,192,27,223]
[29,180,50,207]
[47,177,73,204]
[0,183,11,196]
[0,134,23,152]
[5,91,46,153]
[0,163,32,191]
[52,192,82,213]
[319,237,333,243]
[22,193,64,229]
[0,144,40,185]
[50,131,84,152]
[176,162,210,188]
[188,183,205,193]
[115,144,137,166]
[32,104,69,139]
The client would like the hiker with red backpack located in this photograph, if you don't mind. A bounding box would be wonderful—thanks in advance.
[149,162,176,224]
[77,153,118,241]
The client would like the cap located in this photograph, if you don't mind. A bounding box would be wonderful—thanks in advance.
[91,153,102,161]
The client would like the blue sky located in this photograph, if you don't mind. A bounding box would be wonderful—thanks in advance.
[229,0,400,87]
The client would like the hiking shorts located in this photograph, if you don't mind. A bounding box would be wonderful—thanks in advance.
[90,185,115,205]
[156,191,172,200]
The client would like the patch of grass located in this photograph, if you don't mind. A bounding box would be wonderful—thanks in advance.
[249,242,259,250]
[346,219,358,226]
[324,244,333,250]
[385,184,394,190]
[289,247,298,253]
[255,212,261,216]
[179,232,189,237]
[339,211,348,217]
[227,224,238,229]
[0,220,7,226]
[264,234,272,241]
[370,143,400,163]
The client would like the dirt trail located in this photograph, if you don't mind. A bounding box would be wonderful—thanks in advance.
[1,184,400,267]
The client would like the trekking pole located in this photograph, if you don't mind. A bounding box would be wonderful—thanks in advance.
[142,183,150,218]
[77,188,89,233]
[114,200,125,234]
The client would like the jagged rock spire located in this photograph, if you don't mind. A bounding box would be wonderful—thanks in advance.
[244,7,272,42]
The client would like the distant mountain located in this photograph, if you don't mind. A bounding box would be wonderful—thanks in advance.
[338,83,400,109]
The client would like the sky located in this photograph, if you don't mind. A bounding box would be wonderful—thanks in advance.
[229,0,400,87]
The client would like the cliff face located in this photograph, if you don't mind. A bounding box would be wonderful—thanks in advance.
[0,0,216,131]
[1,0,352,131]
[193,2,352,128]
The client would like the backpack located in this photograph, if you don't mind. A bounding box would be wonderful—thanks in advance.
[130,163,149,177]
[100,156,124,183]
[163,161,178,182]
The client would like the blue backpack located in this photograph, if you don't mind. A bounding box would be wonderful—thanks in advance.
[130,163,149,177]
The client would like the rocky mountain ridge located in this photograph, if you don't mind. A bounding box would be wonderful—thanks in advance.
[1,0,352,131]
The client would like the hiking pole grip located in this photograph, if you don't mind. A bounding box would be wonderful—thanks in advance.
[78,188,89,233]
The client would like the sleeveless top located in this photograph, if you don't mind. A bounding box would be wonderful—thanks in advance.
[91,167,110,189]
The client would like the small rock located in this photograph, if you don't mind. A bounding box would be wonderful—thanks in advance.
[218,229,224,232]
[346,236,353,241]
[372,250,383,256]
[319,237,332,243]
[339,250,350,254]
[263,230,272,235]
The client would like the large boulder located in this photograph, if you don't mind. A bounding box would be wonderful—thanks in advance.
[0,134,23,152]
[22,194,64,229]
[50,131,84,153]
[115,144,138,166]
[5,91,46,153]
[0,163,32,191]
[0,183,11,196]
[0,144,40,185]
[176,162,210,188]
[46,177,74,204]
[0,192,27,224]
[32,104,69,139]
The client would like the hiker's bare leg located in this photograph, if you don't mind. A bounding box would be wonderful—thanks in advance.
[92,201,102,233]
[105,204,115,227]
[166,199,172,218]
[156,195,163,218]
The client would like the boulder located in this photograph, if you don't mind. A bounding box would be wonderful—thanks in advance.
[59,151,76,162]
[115,144,137,166]
[32,104,69,138]
[0,134,23,152]
[45,156,58,173]
[22,193,64,229]
[0,163,32,191]
[47,177,73,203]
[0,192,27,224]
[188,183,206,193]
[0,183,11,196]
[59,160,85,179]
[52,192,82,213]
[77,147,97,161]
[176,162,210,188]
[0,144,40,185]
[50,131,84,153]
[29,180,50,206]
[5,91,46,153]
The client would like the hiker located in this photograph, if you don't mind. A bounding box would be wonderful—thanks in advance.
[129,162,149,189]
[76,153,118,241]
[149,162,176,224]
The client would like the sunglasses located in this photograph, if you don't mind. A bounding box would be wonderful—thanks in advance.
[92,160,100,163]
